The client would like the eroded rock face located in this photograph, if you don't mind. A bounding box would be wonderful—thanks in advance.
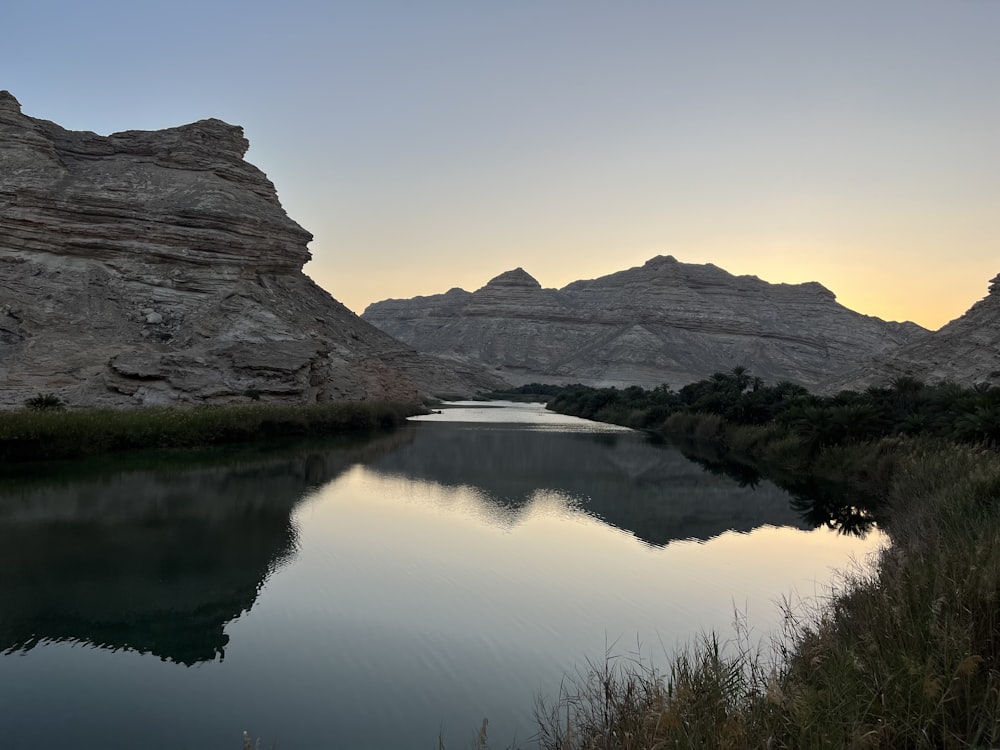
[363,256,927,389]
[829,273,1000,391]
[0,91,505,407]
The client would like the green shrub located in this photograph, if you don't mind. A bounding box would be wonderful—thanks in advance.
[24,392,65,411]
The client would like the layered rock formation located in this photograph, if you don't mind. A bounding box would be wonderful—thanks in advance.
[0,91,504,407]
[363,255,927,389]
[829,273,1000,390]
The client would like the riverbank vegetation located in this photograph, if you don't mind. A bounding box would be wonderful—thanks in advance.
[548,368,1000,449]
[479,384,569,402]
[0,401,423,463]
[522,438,1000,748]
[500,371,1000,748]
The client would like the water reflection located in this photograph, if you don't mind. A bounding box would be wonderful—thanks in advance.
[0,432,411,664]
[672,441,881,536]
[0,409,886,749]
[369,423,812,546]
[0,415,875,672]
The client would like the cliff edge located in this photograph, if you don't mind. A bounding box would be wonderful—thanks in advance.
[0,92,504,407]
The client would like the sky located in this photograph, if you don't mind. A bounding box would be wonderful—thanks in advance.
[3,1,998,330]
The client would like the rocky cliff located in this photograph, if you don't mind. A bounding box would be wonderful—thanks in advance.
[828,273,1000,390]
[363,255,927,389]
[0,91,504,407]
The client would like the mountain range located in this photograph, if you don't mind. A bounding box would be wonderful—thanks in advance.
[3,89,996,404]
[363,256,932,389]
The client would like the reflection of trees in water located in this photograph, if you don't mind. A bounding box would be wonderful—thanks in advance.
[0,431,412,665]
[0,518,297,665]
[0,422,878,666]
[367,424,812,546]
[674,441,881,537]
[788,490,879,537]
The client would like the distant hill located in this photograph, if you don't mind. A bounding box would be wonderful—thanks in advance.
[363,255,926,389]
[828,272,1000,391]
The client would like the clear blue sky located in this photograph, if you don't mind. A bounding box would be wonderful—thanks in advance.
[4,1,998,329]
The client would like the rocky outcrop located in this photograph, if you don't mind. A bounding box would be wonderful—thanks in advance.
[828,273,1000,391]
[363,255,927,389]
[0,91,505,407]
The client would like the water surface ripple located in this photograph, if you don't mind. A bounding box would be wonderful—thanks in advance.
[0,402,883,748]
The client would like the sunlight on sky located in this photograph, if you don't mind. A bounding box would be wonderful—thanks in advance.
[3,0,997,331]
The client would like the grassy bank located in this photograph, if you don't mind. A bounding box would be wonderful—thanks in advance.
[0,401,424,463]
[512,375,1000,748]
[527,434,1000,749]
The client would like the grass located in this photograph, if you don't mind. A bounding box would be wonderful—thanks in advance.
[0,401,424,463]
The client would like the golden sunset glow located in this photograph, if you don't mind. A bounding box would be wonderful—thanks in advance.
[4,1,997,332]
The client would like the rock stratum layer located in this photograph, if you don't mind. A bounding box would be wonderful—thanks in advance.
[363,256,927,389]
[830,273,1000,390]
[0,91,504,408]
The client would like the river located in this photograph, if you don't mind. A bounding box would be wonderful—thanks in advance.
[0,402,884,748]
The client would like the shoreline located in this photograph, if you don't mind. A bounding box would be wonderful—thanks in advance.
[532,380,1000,747]
[0,401,425,464]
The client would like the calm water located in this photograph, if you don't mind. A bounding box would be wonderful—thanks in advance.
[0,402,883,748]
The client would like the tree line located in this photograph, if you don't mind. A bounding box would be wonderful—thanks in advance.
[545,367,1000,450]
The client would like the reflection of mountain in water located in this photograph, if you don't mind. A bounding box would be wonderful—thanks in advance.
[671,439,881,537]
[369,424,810,546]
[0,432,411,665]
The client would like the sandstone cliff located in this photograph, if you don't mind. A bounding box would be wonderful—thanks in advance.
[828,273,1000,391]
[0,91,504,407]
[363,256,927,389]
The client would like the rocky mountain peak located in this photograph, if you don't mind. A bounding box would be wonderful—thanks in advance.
[643,254,679,269]
[482,267,541,290]
[797,281,837,300]
[0,90,22,117]
[108,118,251,164]
[0,98,312,274]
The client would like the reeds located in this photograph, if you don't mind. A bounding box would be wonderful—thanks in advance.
[541,381,1000,747]
[520,438,1000,749]
[0,401,423,462]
